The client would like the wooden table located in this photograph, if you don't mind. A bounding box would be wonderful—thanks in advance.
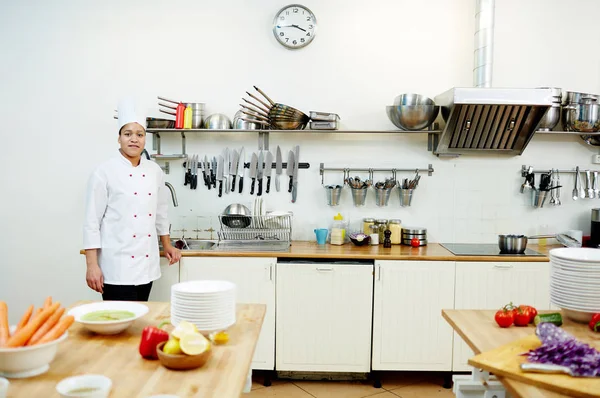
[442,309,576,398]
[7,302,266,398]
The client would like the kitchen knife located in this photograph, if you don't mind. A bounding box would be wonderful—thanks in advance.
[287,150,295,193]
[230,149,239,192]
[275,146,282,192]
[200,155,208,188]
[211,157,217,188]
[249,153,258,195]
[184,156,191,186]
[257,151,265,196]
[204,155,211,190]
[216,155,224,197]
[191,154,198,190]
[238,147,245,194]
[292,145,299,203]
[265,151,273,194]
[520,363,596,377]
[223,148,230,194]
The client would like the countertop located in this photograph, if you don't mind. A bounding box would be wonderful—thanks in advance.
[81,242,557,261]
[442,309,577,398]
[6,302,266,398]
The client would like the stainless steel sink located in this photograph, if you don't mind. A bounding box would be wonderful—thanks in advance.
[160,239,216,251]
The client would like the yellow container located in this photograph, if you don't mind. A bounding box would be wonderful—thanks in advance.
[362,218,375,234]
[183,105,193,129]
[388,219,402,245]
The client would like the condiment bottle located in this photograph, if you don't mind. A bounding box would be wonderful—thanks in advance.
[330,213,347,245]
[363,218,375,234]
[388,219,402,245]
[375,219,388,244]
[183,105,192,129]
[175,103,185,129]
[369,224,380,245]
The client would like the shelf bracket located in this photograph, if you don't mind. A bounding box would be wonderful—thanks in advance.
[258,131,269,151]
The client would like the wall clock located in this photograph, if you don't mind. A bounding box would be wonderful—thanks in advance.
[272,4,317,49]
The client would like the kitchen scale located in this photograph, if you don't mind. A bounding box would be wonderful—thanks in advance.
[440,243,545,257]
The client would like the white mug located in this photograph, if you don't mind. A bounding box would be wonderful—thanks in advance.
[0,377,9,398]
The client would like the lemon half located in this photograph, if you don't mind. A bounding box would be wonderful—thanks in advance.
[180,333,211,356]
[172,320,198,339]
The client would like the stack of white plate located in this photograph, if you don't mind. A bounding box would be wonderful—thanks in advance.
[550,248,600,323]
[170,280,236,333]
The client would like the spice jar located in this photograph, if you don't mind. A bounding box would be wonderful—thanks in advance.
[369,224,380,245]
[362,218,375,234]
[388,219,402,245]
[375,219,388,244]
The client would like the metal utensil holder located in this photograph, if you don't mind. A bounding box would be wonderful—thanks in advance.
[350,187,368,207]
[531,189,548,208]
[374,187,393,207]
[398,188,414,207]
[217,213,293,250]
[324,185,343,206]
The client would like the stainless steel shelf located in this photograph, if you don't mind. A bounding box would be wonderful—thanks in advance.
[534,130,600,136]
[146,128,442,134]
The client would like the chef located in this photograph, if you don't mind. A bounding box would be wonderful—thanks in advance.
[83,98,181,301]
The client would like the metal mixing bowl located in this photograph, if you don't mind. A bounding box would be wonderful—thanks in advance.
[233,111,262,130]
[146,117,175,129]
[221,204,251,228]
[536,105,561,131]
[498,234,528,254]
[204,113,232,129]
[393,93,435,106]
[386,105,440,131]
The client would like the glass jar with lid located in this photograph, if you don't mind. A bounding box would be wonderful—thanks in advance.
[362,218,375,234]
[374,219,388,243]
[388,219,402,244]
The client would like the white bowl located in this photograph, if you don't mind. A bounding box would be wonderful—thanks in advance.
[0,326,68,378]
[560,308,597,323]
[68,302,148,335]
[550,248,600,262]
[56,374,112,398]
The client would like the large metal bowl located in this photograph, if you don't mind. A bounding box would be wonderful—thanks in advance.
[562,103,600,132]
[204,113,232,129]
[386,105,439,131]
[536,105,561,131]
[393,93,435,106]
[222,204,251,228]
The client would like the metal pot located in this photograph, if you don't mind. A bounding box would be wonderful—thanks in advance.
[536,105,561,131]
[563,103,600,132]
[498,233,581,254]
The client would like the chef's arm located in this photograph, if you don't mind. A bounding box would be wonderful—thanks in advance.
[83,171,108,252]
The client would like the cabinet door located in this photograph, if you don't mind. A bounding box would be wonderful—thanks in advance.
[276,262,373,372]
[452,261,550,371]
[372,260,455,371]
[149,258,179,302]
[180,257,276,370]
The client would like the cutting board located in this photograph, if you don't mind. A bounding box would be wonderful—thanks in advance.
[469,334,600,398]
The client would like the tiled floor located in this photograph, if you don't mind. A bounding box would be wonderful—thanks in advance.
[247,372,455,398]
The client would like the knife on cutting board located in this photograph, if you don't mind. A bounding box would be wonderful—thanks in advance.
[265,151,273,194]
[275,146,282,192]
[257,151,264,196]
[238,147,245,194]
[249,153,258,195]
[217,155,224,197]
[292,145,299,203]
[287,150,295,193]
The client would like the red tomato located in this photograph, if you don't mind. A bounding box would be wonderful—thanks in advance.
[518,305,537,324]
[589,313,600,332]
[410,238,420,247]
[513,307,530,326]
[494,308,515,328]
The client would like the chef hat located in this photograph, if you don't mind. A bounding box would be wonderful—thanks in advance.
[117,97,146,133]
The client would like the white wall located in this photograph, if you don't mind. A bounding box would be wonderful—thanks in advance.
[1,0,600,322]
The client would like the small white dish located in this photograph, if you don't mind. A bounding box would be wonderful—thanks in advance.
[56,374,112,398]
[68,301,148,335]
[550,248,600,262]
[0,377,9,398]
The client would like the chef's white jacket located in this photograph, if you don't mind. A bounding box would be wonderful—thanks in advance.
[83,151,170,285]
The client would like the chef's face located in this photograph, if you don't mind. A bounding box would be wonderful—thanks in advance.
[118,122,146,159]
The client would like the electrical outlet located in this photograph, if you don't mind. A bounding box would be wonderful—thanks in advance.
[593,154,600,164]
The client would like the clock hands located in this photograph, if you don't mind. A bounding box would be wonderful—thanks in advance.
[292,24,306,32]
[276,24,307,32]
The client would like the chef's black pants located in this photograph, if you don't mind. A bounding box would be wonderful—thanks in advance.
[102,282,153,302]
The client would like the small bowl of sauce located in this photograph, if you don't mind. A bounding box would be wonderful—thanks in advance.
[56,375,112,398]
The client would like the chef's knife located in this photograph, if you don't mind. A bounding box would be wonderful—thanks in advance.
[204,155,211,190]
[275,146,282,192]
[265,151,273,194]
[287,150,295,193]
[223,148,230,194]
[230,149,239,192]
[292,145,299,203]
[257,151,265,196]
[191,154,198,190]
[184,156,191,186]
[238,147,245,194]
[211,157,217,188]
[200,155,208,188]
[520,363,596,377]
[216,155,224,197]
[249,153,258,195]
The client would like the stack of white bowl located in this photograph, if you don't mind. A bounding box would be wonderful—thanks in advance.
[549,248,600,323]
[170,280,236,333]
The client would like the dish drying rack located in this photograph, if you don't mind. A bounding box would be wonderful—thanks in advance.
[216,214,293,251]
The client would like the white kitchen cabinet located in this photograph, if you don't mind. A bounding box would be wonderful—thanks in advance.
[149,258,179,302]
[180,256,276,370]
[452,261,550,371]
[276,261,373,372]
[372,260,455,371]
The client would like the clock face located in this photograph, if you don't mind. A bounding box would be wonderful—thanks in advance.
[273,4,317,49]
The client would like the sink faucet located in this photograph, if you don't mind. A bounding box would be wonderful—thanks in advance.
[164,182,178,207]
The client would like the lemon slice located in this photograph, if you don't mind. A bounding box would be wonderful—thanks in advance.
[180,332,211,355]
[209,331,230,345]
[172,321,198,339]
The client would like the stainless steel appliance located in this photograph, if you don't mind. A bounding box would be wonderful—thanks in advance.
[440,243,544,257]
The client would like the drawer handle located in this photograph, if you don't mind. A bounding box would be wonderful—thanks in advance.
[316,267,334,272]
[493,264,514,269]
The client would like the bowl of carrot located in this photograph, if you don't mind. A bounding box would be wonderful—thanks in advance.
[0,297,73,378]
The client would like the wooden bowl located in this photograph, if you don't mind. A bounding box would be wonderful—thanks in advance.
[156,341,211,370]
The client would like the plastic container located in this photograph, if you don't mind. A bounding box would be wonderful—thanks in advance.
[175,103,185,129]
[388,219,402,244]
[183,105,193,129]
[330,213,347,245]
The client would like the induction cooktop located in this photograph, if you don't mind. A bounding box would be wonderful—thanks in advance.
[440,243,545,257]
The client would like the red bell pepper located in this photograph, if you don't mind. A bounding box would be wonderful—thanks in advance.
[139,322,170,359]
[589,313,600,332]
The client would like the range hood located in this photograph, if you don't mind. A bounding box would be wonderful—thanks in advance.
[431,87,554,156]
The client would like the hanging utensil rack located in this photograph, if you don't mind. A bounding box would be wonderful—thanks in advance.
[319,163,434,185]
[521,165,600,176]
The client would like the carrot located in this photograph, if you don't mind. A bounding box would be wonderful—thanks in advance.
[0,301,8,347]
[5,302,60,348]
[26,307,65,346]
[36,315,74,345]
[43,296,52,309]
[14,305,34,333]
